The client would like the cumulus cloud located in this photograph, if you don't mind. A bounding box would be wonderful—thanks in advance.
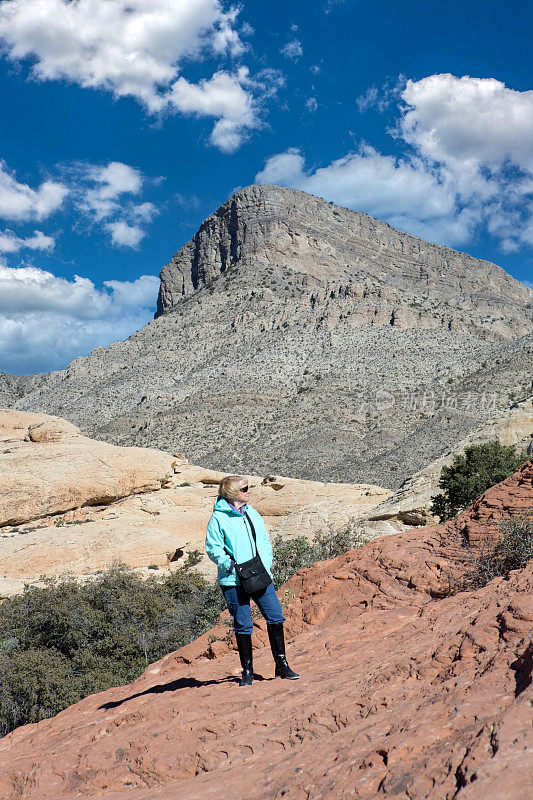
[400,74,533,174]
[0,0,242,107]
[170,67,257,152]
[105,221,145,248]
[79,162,143,221]
[72,161,158,247]
[280,39,303,60]
[255,146,470,243]
[0,229,54,253]
[0,265,159,374]
[305,97,318,113]
[256,74,533,250]
[0,0,272,152]
[0,158,158,254]
[0,161,67,221]
[399,74,533,249]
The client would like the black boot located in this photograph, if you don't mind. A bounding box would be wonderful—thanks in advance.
[267,623,299,679]
[235,633,254,686]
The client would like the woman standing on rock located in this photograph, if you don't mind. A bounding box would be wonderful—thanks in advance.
[205,475,299,687]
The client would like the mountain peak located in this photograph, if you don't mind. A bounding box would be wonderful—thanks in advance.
[156,185,532,341]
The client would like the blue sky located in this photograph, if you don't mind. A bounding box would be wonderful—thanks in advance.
[0,0,532,374]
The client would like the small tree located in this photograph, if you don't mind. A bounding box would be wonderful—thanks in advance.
[430,441,527,522]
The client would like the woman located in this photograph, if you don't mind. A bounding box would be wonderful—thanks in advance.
[205,475,299,687]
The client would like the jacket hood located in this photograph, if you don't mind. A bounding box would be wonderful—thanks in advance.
[213,497,248,515]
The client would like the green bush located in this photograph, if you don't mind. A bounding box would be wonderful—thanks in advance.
[272,535,317,587]
[0,563,224,738]
[430,441,526,522]
[272,522,367,587]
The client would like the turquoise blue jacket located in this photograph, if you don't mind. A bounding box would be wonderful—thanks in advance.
[205,498,274,587]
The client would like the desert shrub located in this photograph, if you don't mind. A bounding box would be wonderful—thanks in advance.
[0,563,225,738]
[272,522,367,587]
[493,514,533,573]
[272,535,317,587]
[458,513,533,591]
[430,441,526,522]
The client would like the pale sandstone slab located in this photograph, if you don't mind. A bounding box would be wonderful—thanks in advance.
[0,410,177,526]
[0,411,390,596]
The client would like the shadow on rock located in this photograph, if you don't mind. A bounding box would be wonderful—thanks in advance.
[99,673,269,710]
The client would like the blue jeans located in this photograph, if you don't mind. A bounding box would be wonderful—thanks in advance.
[221,582,285,635]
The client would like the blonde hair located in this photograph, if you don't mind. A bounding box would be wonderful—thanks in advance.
[218,475,247,502]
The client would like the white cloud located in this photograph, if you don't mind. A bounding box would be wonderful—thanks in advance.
[169,67,258,152]
[400,74,533,174]
[255,146,468,243]
[103,275,159,307]
[305,97,318,113]
[0,0,242,108]
[399,74,533,248]
[256,74,533,251]
[280,39,303,60]
[0,229,54,253]
[0,158,158,255]
[105,221,145,248]
[0,161,67,221]
[80,161,143,221]
[0,265,159,374]
[0,0,272,152]
[72,161,158,247]
[132,202,158,222]
[90,162,143,199]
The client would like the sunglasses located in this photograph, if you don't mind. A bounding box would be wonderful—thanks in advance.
[239,485,249,492]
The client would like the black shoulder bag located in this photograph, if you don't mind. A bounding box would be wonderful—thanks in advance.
[226,512,272,595]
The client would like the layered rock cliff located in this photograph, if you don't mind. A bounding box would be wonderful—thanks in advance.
[157,185,532,340]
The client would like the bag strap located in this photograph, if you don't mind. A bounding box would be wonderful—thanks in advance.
[244,511,257,544]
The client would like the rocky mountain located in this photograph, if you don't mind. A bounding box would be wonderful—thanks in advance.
[1,185,532,488]
[1,459,531,800]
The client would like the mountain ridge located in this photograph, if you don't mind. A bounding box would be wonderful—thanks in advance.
[156,184,532,341]
[1,185,532,488]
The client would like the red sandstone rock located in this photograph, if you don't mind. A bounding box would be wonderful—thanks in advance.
[0,461,531,800]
